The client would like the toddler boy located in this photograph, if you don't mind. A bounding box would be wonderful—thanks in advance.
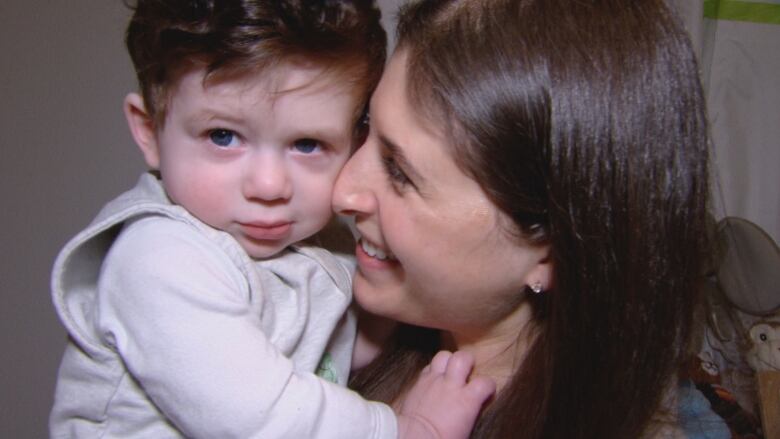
[49,1,492,438]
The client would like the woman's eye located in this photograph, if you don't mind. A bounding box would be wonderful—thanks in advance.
[208,129,238,148]
[381,155,411,188]
[354,112,370,145]
[293,138,322,154]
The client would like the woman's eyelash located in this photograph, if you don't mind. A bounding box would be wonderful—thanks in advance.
[381,154,411,187]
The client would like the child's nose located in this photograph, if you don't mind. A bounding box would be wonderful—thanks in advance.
[242,152,292,202]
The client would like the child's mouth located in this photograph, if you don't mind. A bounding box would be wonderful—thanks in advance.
[240,221,292,241]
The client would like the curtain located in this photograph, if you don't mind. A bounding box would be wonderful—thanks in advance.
[674,0,780,244]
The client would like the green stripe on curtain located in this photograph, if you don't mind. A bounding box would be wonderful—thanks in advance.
[704,0,780,24]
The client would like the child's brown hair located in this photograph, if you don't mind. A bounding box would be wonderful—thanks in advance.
[125,0,386,126]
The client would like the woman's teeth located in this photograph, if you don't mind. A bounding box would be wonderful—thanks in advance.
[360,239,396,261]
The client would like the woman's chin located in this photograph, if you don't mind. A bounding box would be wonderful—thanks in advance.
[352,274,403,318]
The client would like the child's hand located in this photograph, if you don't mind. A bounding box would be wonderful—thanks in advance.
[396,350,495,439]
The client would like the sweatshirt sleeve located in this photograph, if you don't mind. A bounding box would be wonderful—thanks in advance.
[96,216,397,439]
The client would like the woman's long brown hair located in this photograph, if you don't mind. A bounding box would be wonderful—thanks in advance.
[350,0,710,438]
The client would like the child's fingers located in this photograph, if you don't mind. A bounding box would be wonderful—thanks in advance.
[443,350,475,382]
[466,375,496,401]
[429,350,453,373]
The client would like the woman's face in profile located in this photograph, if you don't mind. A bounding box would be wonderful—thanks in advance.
[333,51,550,334]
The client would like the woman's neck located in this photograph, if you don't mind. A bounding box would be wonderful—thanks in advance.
[439,301,537,392]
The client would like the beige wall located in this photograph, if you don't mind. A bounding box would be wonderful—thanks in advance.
[0,1,401,436]
[1,2,138,436]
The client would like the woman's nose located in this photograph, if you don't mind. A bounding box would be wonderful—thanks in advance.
[332,145,377,217]
[242,151,292,202]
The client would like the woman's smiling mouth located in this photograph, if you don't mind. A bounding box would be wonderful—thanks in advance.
[359,237,397,261]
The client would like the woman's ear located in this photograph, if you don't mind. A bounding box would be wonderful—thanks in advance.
[525,245,553,293]
[124,93,160,169]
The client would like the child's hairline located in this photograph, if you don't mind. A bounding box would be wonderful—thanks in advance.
[144,53,375,131]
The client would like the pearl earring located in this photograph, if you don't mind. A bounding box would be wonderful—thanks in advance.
[530,282,543,294]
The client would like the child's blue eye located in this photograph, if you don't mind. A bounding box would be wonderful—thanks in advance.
[209,129,237,147]
[293,138,321,154]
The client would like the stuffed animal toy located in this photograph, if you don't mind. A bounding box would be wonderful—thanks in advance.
[746,319,780,439]
[746,320,780,372]
[684,351,763,439]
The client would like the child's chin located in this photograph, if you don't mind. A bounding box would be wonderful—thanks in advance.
[241,240,289,260]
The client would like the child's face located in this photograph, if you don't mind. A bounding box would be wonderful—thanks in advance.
[141,63,359,259]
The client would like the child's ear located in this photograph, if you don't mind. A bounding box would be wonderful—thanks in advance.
[124,93,160,169]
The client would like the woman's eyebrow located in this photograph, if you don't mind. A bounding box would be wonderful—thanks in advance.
[378,133,425,183]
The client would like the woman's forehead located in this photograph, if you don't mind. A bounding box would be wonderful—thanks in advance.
[371,52,498,217]
[370,54,448,172]
[371,52,449,155]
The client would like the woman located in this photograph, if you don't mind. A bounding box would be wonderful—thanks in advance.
[333,0,710,437]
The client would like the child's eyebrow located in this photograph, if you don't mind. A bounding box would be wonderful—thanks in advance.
[184,106,246,125]
[285,117,353,140]
[306,127,345,140]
